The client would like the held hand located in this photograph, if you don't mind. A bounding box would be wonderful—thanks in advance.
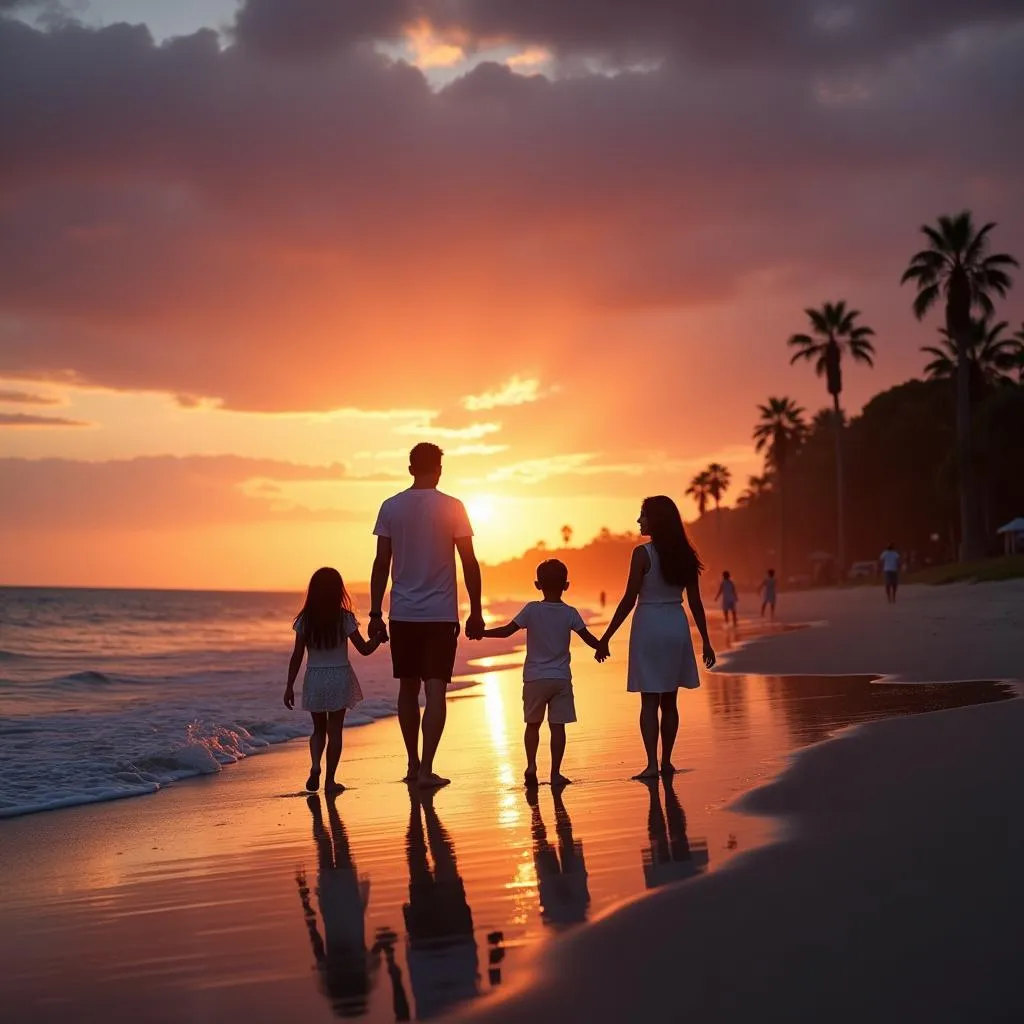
[595,640,610,663]
[283,686,295,710]
[368,617,389,643]
[465,612,485,641]
[702,643,716,670]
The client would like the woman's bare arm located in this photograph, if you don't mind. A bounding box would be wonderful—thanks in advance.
[686,580,716,668]
[599,546,648,650]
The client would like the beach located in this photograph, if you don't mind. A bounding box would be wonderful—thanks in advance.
[2,581,1022,1022]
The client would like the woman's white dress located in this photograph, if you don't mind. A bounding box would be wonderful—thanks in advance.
[295,611,365,712]
[627,543,700,693]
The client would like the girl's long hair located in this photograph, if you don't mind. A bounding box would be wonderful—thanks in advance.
[295,567,352,649]
[642,495,703,587]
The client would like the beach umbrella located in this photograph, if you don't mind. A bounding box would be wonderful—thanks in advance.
[996,517,1024,555]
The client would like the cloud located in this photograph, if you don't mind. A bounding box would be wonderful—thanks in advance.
[0,388,60,405]
[0,412,87,427]
[463,376,556,411]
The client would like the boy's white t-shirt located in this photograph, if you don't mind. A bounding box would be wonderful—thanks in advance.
[373,488,473,622]
[880,549,901,573]
[513,601,587,683]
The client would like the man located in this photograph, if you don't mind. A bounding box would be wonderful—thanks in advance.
[369,443,484,787]
[879,542,901,604]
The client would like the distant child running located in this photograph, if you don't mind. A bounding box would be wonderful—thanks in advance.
[482,559,605,788]
[715,570,739,626]
[759,568,777,621]
[284,567,385,794]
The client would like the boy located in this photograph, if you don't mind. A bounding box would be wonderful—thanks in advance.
[482,559,604,788]
[714,570,738,626]
[758,568,777,621]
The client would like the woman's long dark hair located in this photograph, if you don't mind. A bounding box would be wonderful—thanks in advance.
[295,567,352,649]
[642,495,703,587]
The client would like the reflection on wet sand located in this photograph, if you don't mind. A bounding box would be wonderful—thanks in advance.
[527,786,590,930]
[641,778,709,890]
[402,788,479,1020]
[298,794,374,1018]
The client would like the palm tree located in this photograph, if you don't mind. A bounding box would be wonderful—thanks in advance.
[753,397,807,579]
[736,473,772,507]
[922,316,1019,398]
[685,470,712,517]
[705,463,732,511]
[901,211,1018,560]
[560,524,573,547]
[788,300,875,576]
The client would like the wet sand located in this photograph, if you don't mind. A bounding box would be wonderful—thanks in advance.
[1,598,1017,1023]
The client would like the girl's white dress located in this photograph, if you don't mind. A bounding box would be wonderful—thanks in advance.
[627,543,701,693]
[295,612,364,712]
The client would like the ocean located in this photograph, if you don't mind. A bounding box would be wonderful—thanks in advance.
[0,587,516,820]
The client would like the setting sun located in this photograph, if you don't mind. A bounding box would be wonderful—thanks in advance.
[467,494,497,526]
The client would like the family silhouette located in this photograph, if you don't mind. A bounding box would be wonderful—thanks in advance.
[284,443,717,792]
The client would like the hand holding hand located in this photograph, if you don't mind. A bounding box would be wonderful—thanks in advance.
[368,616,389,643]
[702,642,716,669]
[465,612,485,641]
[283,686,295,710]
[595,639,610,663]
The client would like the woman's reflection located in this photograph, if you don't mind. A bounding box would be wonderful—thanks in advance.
[527,786,590,929]
[296,794,373,1018]
[641,778,709,890]
[402,787,479,1020]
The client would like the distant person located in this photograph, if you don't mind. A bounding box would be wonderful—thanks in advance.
[597,496,716,780]
[284,567,384,794]
[481,559,605,787]
[759,568,778,621]
[880,543,901,604]
[714,570,739,626]
[369,443,484,788]
[599,590,607,611]
[296,794,373,1017]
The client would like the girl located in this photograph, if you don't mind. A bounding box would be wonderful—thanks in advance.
[284,567,384,793]
[597,496,715,780]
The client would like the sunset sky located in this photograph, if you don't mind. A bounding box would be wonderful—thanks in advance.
[2,0,1023,590]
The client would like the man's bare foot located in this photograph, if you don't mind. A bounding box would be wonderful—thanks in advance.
[417,771,450,789]
[524,770,539,788]
[305,769,320,792]
[632,766,659,780]
[402,763,420,783]
[324,781,345,795]
[551,773,572,788]
[660,762,677,776]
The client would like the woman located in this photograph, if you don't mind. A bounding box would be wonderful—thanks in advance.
[598,496,715,779]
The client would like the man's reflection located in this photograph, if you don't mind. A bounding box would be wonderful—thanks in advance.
[641,778,709,890]
[527,786,590,929]
[296,794,373,1018]
[402,787,479,1019]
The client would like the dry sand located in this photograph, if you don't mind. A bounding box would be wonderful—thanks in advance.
[458,581,1024,1023]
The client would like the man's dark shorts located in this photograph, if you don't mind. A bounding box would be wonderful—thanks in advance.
[389,620,459,681]
[885,570,899,588]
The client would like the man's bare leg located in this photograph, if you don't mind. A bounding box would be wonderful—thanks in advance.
[418,678,450,787]
[398,678,422,781]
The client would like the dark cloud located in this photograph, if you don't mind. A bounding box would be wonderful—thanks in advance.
[0,412,87,426]
[0,389,59,404]
[0,13,1022,415]
[232,0,1024,68]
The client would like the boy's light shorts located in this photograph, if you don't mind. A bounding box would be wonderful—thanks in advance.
[523,679,577,725]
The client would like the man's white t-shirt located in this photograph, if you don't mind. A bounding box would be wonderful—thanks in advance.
[513,601,587,683]
[880,549,901,573]
[373,488,473,622]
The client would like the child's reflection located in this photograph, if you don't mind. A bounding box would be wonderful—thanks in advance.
[402,787,479,1020]
[296,794,373,1018]
[527,786,590,929]
[641,778,709,890]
